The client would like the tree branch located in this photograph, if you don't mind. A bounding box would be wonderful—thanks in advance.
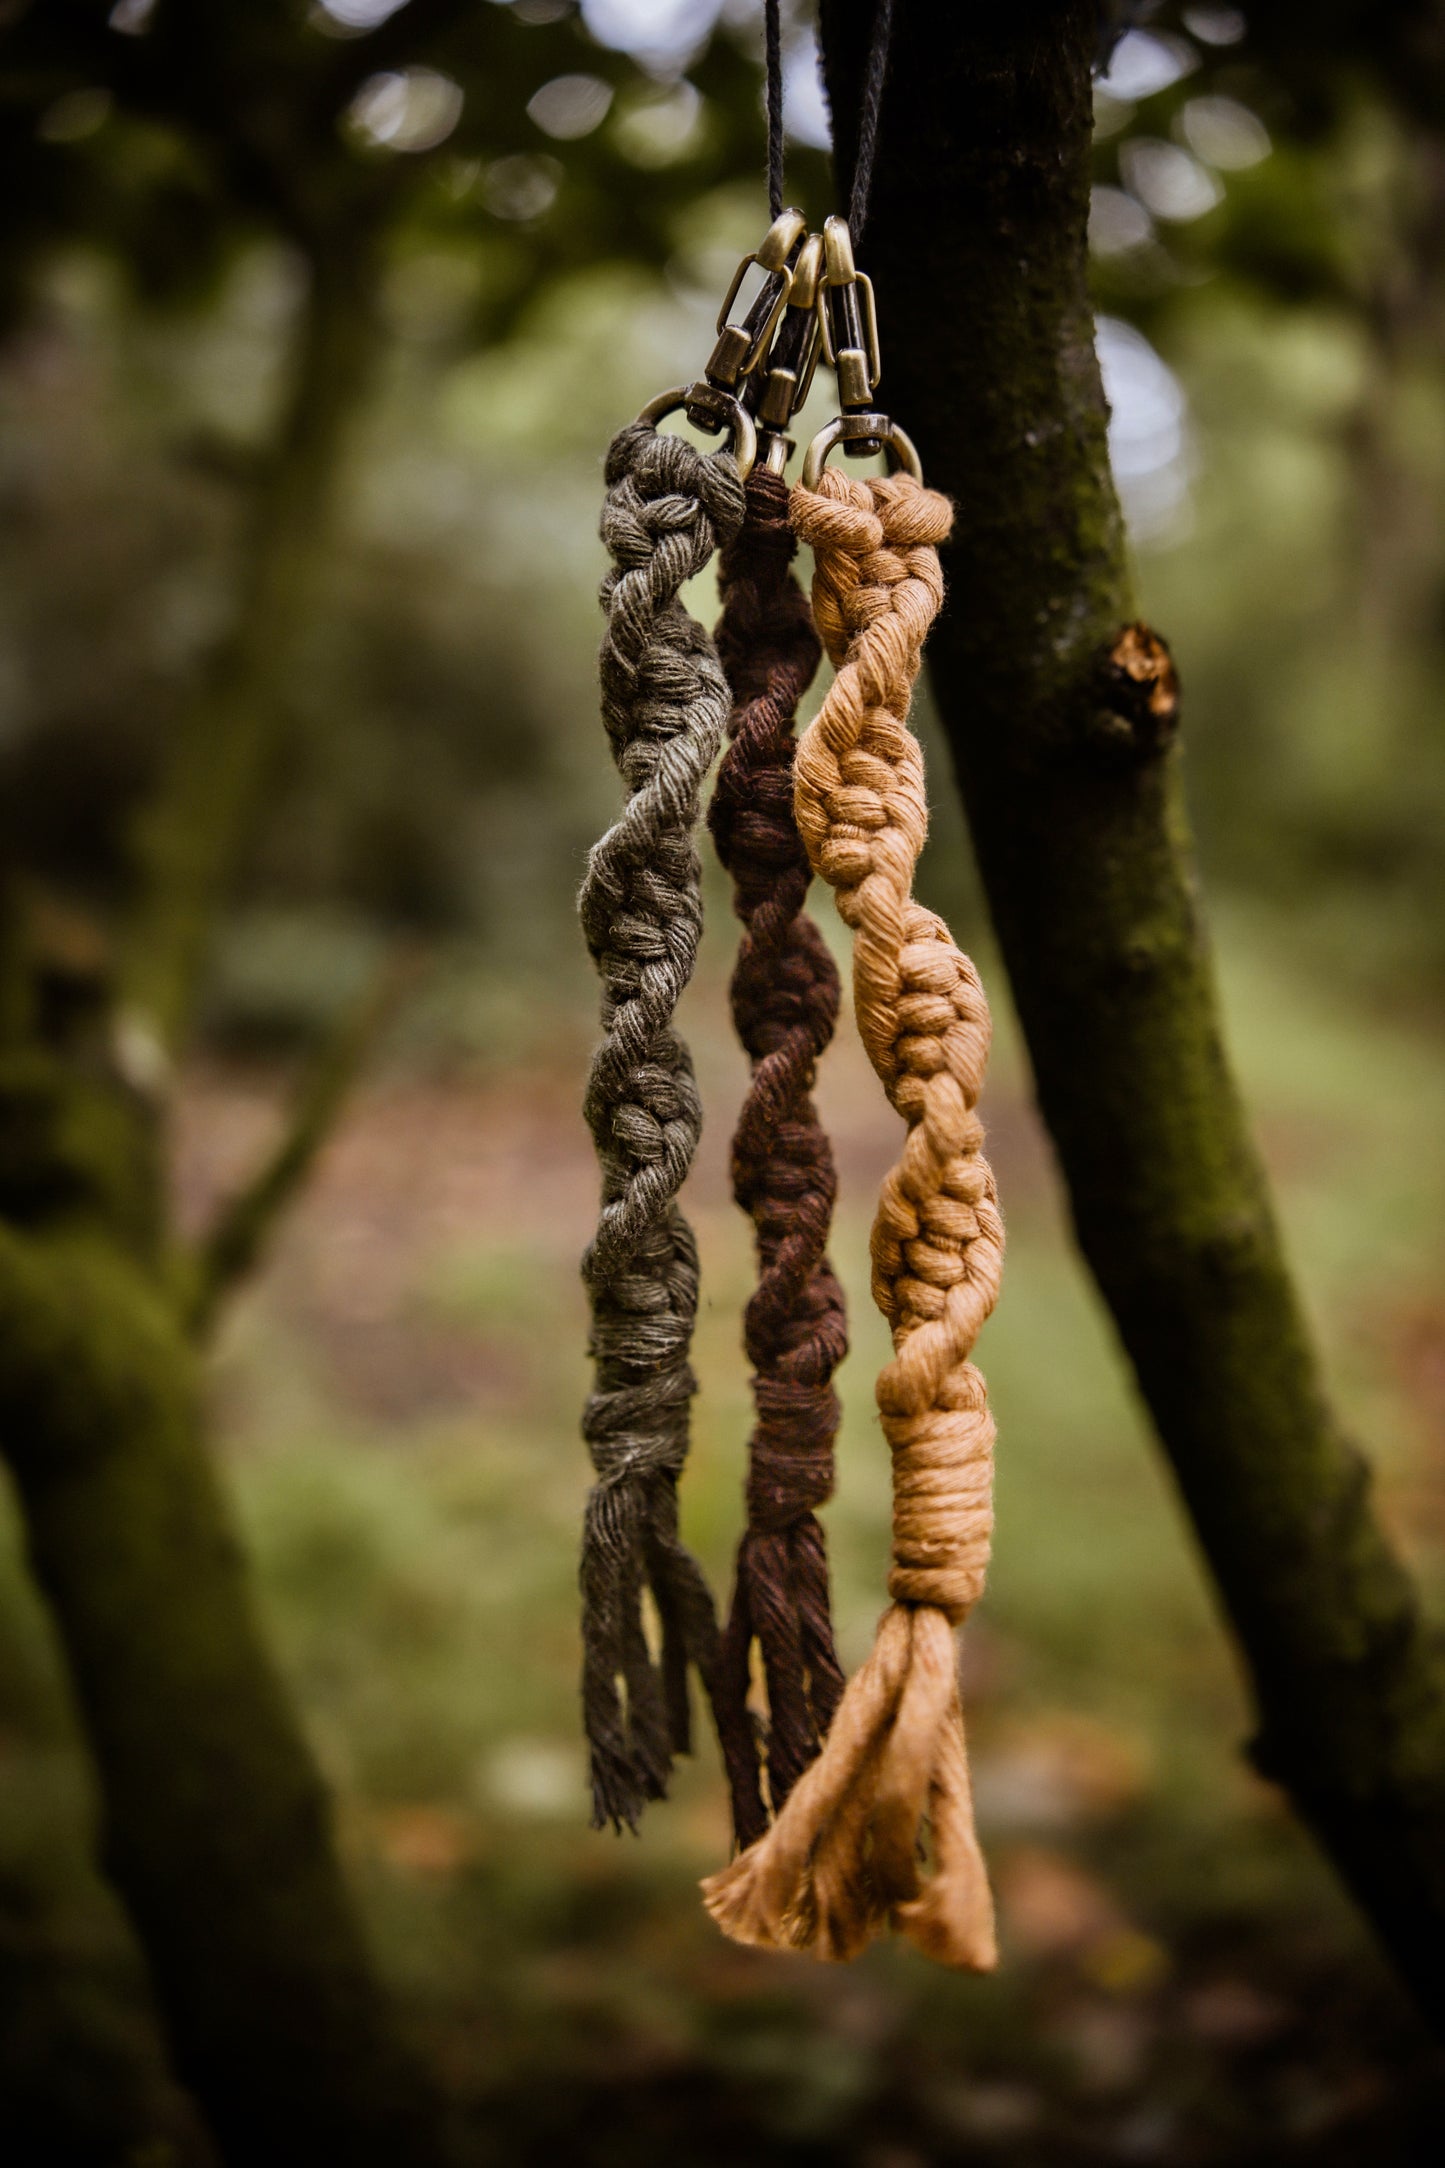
[818,0,1445,2029]
[185,948,419,1339]
[119,225,383,1061]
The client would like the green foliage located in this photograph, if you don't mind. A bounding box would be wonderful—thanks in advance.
[0,2,825,312]
[0,0,834,1047]
[5,3,1439,1026]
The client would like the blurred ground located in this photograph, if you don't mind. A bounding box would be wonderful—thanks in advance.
[1,890,1442,2164]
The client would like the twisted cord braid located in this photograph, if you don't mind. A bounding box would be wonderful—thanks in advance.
[702,468,1004,1968]
[707,466,848,1850]
[580,420,745,1832]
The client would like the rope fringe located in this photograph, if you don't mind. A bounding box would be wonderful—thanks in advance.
[708,465,848,1850]
[579,420,744,1832]
[702,467,1003,1968]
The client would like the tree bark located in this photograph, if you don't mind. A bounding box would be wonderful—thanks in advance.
[818,0,1445,2029]
[0,1217,452,2164]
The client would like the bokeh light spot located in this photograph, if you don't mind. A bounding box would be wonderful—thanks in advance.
[349,68,465,155]
[527,74,615,141]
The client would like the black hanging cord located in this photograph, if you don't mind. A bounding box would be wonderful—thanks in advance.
[765,0,785,219]
[762,0,897,239]
[848,0,895,240]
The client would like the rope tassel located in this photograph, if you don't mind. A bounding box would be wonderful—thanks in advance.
[580,421,745,1832]
[708,466,848,1849]
[702,467,1003,1968]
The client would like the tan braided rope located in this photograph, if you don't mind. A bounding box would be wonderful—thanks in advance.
[701,467,1003,1969]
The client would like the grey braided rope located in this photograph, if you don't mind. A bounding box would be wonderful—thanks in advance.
[579,419,746,1832]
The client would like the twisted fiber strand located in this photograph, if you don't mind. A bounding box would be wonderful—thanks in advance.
[580,420,745,1832]
[702,469,1004,1968]
[707,465,848,1850]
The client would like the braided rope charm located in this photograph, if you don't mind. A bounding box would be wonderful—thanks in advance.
[702,468,1004,1968]
[708,466,848,1849]
[579,421,744,1831]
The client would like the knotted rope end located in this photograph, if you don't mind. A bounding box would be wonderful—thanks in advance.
[699,1601,996,1969]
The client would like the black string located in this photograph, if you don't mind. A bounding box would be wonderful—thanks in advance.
[765,0,785,219]
[849,0,895,240]
[761,0,897,239]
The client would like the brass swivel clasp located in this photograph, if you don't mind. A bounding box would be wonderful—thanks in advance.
[693,206,807,419]
[802,214,922,489]
[635,207,808,480]
[817,214,881,419]
[746,231,825,474]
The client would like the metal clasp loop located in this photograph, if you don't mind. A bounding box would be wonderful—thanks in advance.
[800,413,921,490]
[815,215,881,413]
[801,212,924,488]
[693,206,807,409]
[747,230,825,475]
[633,207,807,481]
[635,384,758,479]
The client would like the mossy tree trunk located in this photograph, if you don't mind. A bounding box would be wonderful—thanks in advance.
[817,0,1445,2030]
[0,1226,448,2164]
[0,224,455,2159]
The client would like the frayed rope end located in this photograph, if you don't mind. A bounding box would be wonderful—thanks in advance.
[699,1603,998,1971]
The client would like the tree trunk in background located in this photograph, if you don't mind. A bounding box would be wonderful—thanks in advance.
[818,0,1445,2030]
[0,216,455,2158]
[0,1229,451,2165]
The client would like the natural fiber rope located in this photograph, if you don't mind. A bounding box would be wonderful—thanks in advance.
[702,467,1003,1967]
[579,419,745,1832]
[708,465,848,1849]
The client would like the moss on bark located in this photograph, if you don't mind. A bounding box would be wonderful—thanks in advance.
[0,1224,451,2163]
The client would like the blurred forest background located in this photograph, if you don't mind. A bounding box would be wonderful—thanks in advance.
[0,1,1443,2162]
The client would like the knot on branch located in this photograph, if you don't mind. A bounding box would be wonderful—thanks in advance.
[1086,623,1180,763]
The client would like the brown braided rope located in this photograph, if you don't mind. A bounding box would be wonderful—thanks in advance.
[702,468,1003,1969]
[707,465,848,1850]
